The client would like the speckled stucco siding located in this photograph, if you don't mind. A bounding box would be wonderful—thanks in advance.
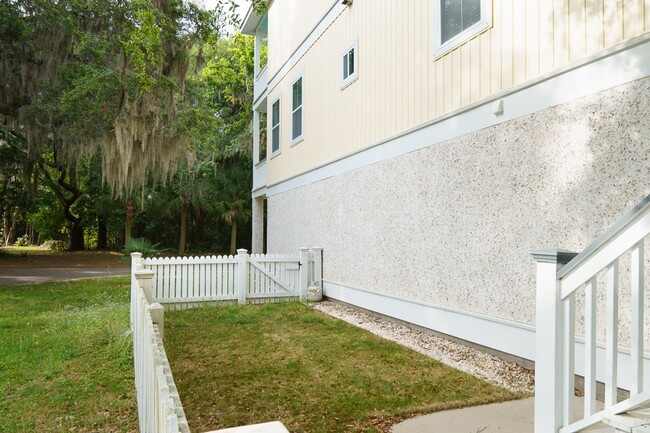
[267,76,650,328]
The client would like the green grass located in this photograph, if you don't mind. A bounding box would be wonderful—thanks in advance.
[165,303,523,433]
[0,277,138,432]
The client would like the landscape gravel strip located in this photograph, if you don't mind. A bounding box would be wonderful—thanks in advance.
[311,300,534,394]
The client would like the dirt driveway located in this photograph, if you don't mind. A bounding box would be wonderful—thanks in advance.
[0,250,130,285]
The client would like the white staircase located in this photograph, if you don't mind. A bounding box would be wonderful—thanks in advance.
[534,194,650,433]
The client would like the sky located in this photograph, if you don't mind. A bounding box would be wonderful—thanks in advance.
[202,0,252,33]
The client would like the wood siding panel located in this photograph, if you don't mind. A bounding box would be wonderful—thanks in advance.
[513,0,526,85]
[525,0,540,81]
[569,0,587,62]
[554,0,570,69]
[265,0,650,186]
[585,0,604,55]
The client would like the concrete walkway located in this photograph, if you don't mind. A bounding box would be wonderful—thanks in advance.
[0,267,129,285]
[392,398,535,433]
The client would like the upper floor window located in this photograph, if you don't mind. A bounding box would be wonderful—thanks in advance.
[271,97,280,155]
[341,42,358,88]
[291,76,303,143]
[434,0,491,57]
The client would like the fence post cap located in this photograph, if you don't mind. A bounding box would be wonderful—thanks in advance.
[134,269,155,279]
[531,248,578,265]
[311,247,323,251]
[131,252,142,259]
[299,247,309,252]
[237,248,248,256]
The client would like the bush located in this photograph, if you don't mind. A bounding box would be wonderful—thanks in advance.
[42,240,67,251]
[13,235,30,247]
[123,238,160,257]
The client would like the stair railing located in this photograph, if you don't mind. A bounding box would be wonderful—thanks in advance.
[534,194,650,433]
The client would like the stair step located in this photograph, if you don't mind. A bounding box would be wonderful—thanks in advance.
[603,415,650,433]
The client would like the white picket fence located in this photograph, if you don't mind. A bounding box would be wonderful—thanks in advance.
[134,247,323,309]
[129,248,321,433]
[534,194,650,432]
[131,264,191,433]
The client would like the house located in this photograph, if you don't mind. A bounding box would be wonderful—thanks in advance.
[241,1,650,428]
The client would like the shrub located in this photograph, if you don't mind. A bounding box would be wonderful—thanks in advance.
[42,240,67,251]
[123,238,160,257]
[13,235,30,247]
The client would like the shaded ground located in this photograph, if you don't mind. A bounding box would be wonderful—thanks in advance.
[0,247,129,285]
[0,247,128,268]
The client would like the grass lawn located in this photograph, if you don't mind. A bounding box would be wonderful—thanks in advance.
[165,303,524,433]
[0,247,127,269]
[0,277,138,432]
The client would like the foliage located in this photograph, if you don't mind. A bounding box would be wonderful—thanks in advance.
[0,277,137,432]
[166,303,522,433]
[123,237,161,257]
[12,234,29,247]
[42,240,67,252]
[0,3,255,254]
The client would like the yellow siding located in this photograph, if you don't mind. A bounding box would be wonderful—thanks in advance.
[267,0,337,78]
[265,0,650,186]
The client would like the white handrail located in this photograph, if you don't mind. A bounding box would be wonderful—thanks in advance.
[534,194,650,433]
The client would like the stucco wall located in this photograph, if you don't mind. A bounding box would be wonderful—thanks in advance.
[266,76,650,328]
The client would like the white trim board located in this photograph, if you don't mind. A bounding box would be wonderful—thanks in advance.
[265,33,650,198]
[323,279,536,361]
[323,280,650,390]
[267,1,345,94]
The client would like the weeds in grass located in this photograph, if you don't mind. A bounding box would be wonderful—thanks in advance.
[0,277,137,433]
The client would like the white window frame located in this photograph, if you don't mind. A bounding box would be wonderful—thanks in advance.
[433,0,492,57]
[341,41,358,89]
[290,74,304,145]
[270,94,281,158]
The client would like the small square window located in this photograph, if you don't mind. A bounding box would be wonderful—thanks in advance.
[341,42,358,89]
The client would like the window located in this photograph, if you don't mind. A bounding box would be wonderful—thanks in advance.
[291,76,303,143]
[341,42,358,88]
[435,0,491,56]
[271,97,280,155]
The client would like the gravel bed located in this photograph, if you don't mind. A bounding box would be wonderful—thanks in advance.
[311,300,534,394]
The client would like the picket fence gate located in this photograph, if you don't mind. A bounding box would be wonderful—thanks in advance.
[130,250,304,433]
[133,247,323,309]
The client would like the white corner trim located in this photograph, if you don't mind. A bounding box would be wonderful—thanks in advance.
[323,280,650,389]
[265,33,650,197]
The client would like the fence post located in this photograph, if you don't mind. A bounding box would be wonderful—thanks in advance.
[532,249,577,433]
[299,247,309,301]
[311,247,323,289]
[149,303,165,340]
[130,253,143,329]
[135,269,156,304]
[237,249,249,305]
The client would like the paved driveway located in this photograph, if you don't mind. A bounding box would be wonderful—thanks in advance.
[0,267,130,285]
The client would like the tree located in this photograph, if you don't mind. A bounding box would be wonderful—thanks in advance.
[210,164,252,255]
[0,0,237,249]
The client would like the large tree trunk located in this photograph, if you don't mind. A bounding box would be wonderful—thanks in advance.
[3,212,9,246]
[124,197,135,249]
[179,205,187,256]
[69,219,84,251]
[229,220,237,255]
[38,152,84,251]
[97,218,107,250]
[7,206,22,245]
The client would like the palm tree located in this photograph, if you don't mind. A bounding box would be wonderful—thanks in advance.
[211,165,252,255]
